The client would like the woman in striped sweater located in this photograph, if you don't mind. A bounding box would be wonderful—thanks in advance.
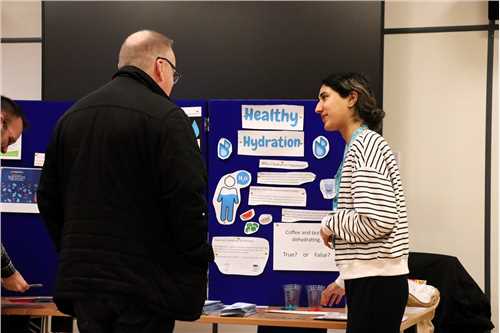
[316,73,409,333]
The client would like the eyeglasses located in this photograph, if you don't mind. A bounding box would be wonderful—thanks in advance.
[156,56,181,84]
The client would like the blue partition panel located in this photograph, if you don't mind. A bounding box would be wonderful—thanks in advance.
[1,99,206,297]
[1,101,73,296]
[207,99,345,307]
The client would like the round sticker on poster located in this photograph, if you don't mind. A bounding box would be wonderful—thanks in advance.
[244,222,260,235]
[236,170,251,187]
[217,137,232,160]
[312,136,330,159]
[258,214,273,225]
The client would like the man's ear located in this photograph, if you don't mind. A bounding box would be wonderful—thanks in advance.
[153,59,164,82]
[347,91,358,108]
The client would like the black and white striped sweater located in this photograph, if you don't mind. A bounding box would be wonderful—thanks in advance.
[321,128,409,280]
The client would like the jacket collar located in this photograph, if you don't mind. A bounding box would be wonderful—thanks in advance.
[112,66,170,100]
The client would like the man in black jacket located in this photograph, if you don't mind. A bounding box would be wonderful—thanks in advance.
[37,30,213,333]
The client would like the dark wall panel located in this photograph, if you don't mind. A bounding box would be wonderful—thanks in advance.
[43,1,382,101]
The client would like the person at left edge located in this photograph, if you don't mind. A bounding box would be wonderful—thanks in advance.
[37,30,213,333]
[1,96,30,293]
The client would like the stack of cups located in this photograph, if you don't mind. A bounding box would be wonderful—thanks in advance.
[306,284,325,310]
[282,284,302,310]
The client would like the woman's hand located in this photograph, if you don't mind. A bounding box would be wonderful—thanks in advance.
[320,226,333,248]
[321,281,345,306]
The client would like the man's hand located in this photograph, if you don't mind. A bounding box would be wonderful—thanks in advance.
[2,271,29,292]
[321,281,345,306]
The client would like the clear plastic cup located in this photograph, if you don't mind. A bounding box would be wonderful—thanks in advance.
[283,284,302,310]
[306,284,325,310]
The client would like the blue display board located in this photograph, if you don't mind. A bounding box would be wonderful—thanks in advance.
[1,101,73,297]
[207,100,345,307]
[1,100,206,297]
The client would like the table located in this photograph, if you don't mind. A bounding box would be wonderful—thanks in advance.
[2,298,436,333]
[1,298,74,333]
[199,306,436,333]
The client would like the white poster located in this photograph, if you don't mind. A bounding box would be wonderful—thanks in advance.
[241,104,304,131]
[181,106,202,117]
[281,208,331,223]
[0,135,22,160]
[259,159,309,170]
[238,130,304,157]
[34,153,45,167]
[248,186,306,207]
[212,236,269,276]
[273,223,337,271]
[257,172,316,186]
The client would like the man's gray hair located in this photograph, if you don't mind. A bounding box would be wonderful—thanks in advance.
[118,30,173,72]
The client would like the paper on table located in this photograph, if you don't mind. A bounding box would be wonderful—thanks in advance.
[314,312,347,320]
[267,309,329,315]
[257,172,316,186]
[212,236,269,276]
[259,159,308,170]
[315,312,408,322]
[248,186,306,207]
[238,130,304,157]
[282,208,331,223]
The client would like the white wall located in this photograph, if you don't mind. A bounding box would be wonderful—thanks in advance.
[385,1,488,28]
[0,1,41,39]
[384,1,498,331]
[0,1,42,99]
[384,30,487,288]
[1,43,41,99]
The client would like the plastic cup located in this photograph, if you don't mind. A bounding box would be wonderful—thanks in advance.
[306,284,325,310]
[283,284,302,310]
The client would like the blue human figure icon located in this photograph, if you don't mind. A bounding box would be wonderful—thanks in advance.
[217,175,239,223]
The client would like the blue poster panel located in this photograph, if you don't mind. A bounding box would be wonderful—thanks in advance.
[1,101,73,297]
[207,100,345,307]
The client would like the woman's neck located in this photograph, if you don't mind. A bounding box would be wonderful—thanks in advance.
[340,121,364,143]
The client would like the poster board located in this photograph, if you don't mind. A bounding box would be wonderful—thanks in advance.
[207,100,345,306]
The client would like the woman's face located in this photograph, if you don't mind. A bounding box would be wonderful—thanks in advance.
[314,85,352,132]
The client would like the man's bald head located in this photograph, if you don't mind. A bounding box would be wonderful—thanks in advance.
[118,30,173,73]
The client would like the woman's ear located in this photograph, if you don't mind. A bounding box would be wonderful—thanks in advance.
[347,91,358,108]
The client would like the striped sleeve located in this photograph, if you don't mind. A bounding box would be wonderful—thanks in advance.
[329,166,398,242]
[323,132,400,243]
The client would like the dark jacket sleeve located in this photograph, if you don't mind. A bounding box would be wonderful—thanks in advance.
[37,124,64,252]
[1,243,16,277]
[159,109,214,269]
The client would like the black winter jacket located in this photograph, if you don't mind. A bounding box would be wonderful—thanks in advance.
[37,66,213,320]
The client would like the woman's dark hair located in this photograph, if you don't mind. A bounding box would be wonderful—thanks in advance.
[321,72,384,133]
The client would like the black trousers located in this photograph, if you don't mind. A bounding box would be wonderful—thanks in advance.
[345,274,408,333]
[73,298,175,333]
